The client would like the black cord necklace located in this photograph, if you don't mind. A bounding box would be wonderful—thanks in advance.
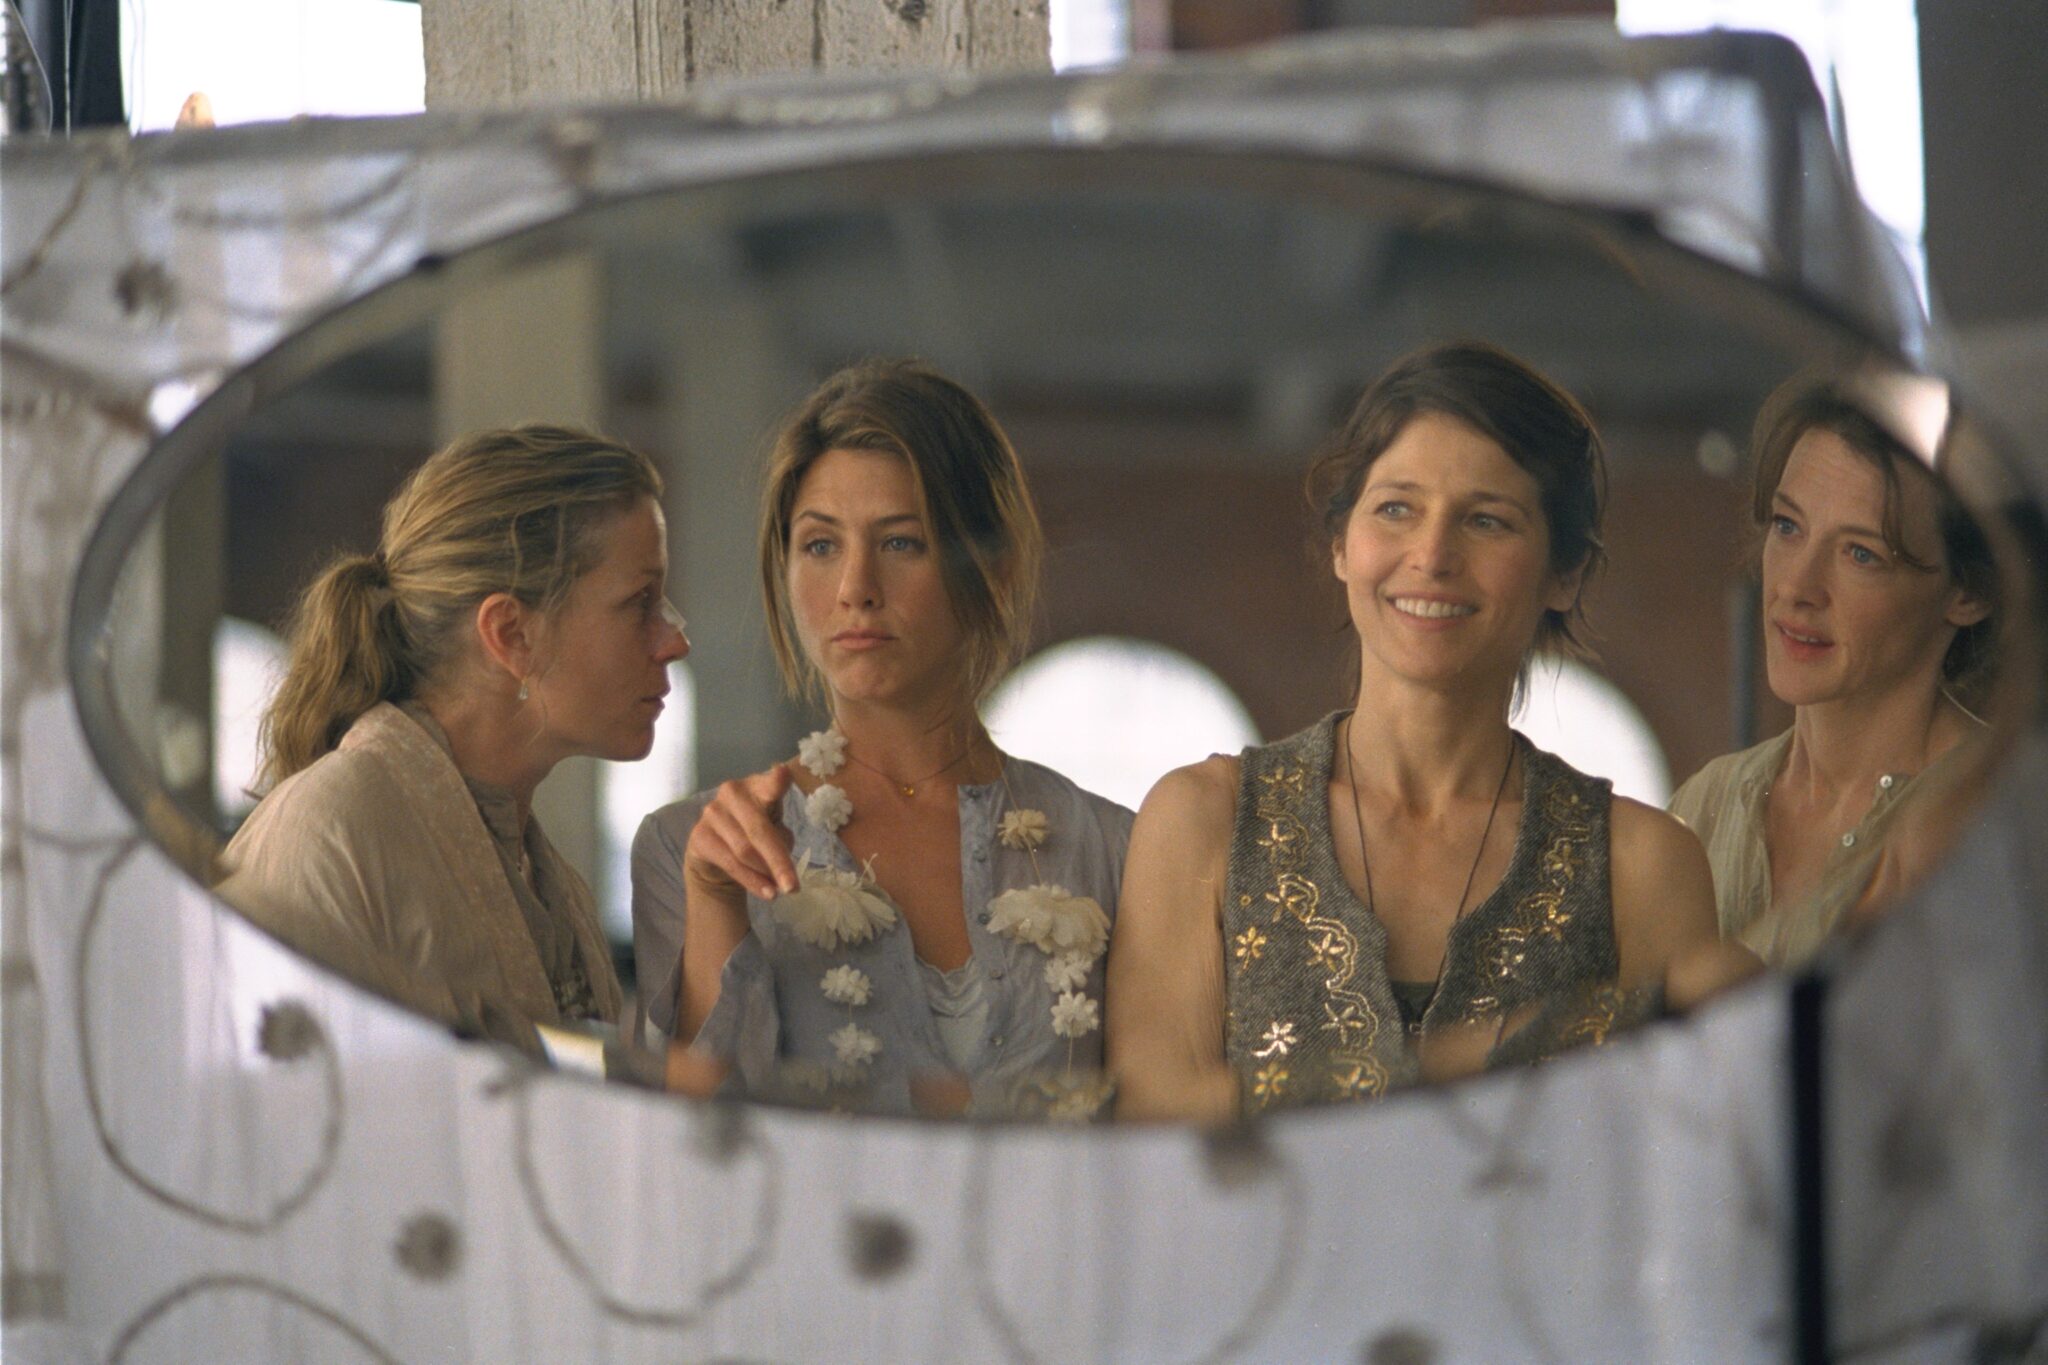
[1343,718,1518,1038]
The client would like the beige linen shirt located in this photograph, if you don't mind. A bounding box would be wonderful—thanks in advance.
[1668,729,1966,969]
[216,703,621,1043]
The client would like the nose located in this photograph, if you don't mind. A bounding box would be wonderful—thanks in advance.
[654,596,690,662]
[1409,513,1462,577]
[1773,540,1829,608]
[837,542,881,609]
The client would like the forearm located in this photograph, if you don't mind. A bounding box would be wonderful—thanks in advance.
[677,875,751,1041]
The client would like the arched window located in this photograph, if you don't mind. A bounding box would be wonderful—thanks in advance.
[598,664,698,940]
[212,615,288,824]
[1511,658,1673,806]
[985,638,1260,811]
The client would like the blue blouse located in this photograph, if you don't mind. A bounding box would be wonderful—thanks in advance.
[631,756,1132,1116]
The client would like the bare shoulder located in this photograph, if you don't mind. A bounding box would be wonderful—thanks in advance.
[1608,794,1709,871]
[1133,754,1241,838]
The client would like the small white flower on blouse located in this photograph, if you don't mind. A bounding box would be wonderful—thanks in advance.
[997,808,1050,851]
[1043,951,1090,994]
[831,1021,882,1067]
[1050,990,1101,1039]
[986,884,1111,962]
[821,964,872,1007]
[797,728,848,778]
[805,782,853,833]
[772,860,897,951]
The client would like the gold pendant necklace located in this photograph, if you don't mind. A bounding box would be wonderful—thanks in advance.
[843,737,978,798]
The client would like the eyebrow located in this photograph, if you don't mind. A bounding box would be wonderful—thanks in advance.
[1773,491,1886,542]
[1365,479,1534,511]
[791,510,923,528]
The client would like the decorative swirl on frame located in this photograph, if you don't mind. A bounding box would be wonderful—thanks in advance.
[108,1274,403,1365]
[964,1128,1308,1365]
[74,839,344,1233]
[509,1078,780,1329]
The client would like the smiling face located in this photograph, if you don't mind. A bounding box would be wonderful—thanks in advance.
[528,496,689,762]
[1762,428,1986,711]
[786,448,967,714]
[1333,412,1578,698]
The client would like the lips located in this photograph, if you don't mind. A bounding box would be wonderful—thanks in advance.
[1773,620,1833,660]
[831,629,895,650]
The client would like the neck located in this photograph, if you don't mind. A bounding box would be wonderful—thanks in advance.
[831,694,993,787]
[1783,681,1964,807]
[418,683,553,822]
[1346,666,1518,811]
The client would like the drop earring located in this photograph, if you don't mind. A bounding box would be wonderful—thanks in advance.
[517,678,530,703]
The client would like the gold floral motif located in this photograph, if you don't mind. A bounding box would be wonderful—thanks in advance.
[1265,871,1320,924]
[1328,1055,1387,1099]
[1557,984,1626,1049]
[1255,814,1306,864]
[1308,928,1345,971]
[1251,1060,1290,1103]
[1257,765,1309,802]
[1320,999,1370,1042]
[1473,772,1592,999]
[1234,925,1268,966]
[1255,1020,1297,1058]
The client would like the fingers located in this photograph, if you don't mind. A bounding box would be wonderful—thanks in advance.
[686,766,800,901]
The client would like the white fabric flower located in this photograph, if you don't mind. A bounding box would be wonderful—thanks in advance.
[771,861,898,952]
[805,782,853,833]
[986,884,1110,962]
[997,808,1050,851]
[831,1022,882,1067]
[821,964,872,1007]
[1049,990,1101,1039]
[1043,951,1090,994]
[797,728,848,778]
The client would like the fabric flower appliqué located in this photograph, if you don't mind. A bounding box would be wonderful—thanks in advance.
[997,808,1049,851]
[1042,951,1091,994]
[797,728,848,778]
[804,783,853,834]
[821,964,872,1007]
[772,860,897,952]
[831,1022,882,1068]
[986,884,1110,962]
[1049,991,1100,1039]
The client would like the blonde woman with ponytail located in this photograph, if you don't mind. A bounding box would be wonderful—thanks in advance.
[218,425,689,1048]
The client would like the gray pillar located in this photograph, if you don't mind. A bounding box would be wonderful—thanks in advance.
[422,0,1047,109]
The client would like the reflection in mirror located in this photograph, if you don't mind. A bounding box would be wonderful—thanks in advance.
[107,152,2027,1120]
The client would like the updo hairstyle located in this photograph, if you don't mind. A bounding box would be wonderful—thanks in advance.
[1306,340,1608,658]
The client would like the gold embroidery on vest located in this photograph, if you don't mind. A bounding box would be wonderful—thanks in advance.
[1243,760,1388,1108]
[1233,925,1267,966]
[1467,778,1593,1018]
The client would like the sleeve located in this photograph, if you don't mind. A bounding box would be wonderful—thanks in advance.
[690,934,783,1089]
[217,786,462,1026]
[629,795,709,1037]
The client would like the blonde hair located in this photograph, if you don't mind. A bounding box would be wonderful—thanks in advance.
[257,424,662,787]
[757,360,1044,706]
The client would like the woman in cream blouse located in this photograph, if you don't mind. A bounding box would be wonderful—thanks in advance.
[1669,378,1999,968]
[218,425,690,1048]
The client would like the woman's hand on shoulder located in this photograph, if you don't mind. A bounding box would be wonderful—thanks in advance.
[1609,796,1761,1009]
[685,765,799,903]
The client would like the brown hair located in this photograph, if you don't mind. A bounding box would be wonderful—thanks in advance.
[758,359,1043,706]
[1750,377,1999,688]
[257,424,662,787]
[1306,340,1608,658]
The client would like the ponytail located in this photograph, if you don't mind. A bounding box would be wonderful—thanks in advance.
[257,554,409,788]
